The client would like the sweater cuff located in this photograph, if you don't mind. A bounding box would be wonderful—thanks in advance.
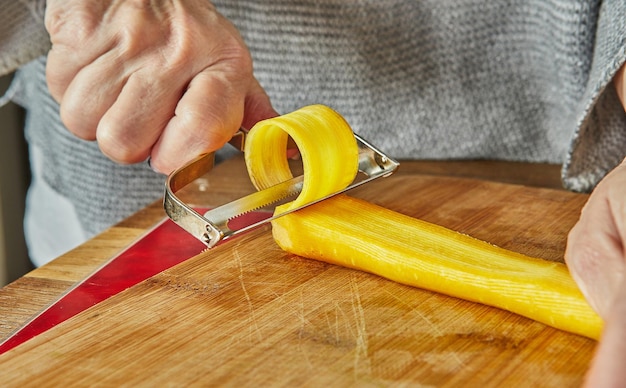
[0,0,50,77]
[562,0,626,192]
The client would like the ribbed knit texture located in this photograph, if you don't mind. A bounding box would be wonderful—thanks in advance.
[214,0,626,192]
[5,0,626,241]
[0,0,49,77]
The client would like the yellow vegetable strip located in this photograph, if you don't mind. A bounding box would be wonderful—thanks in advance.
[244,104,603,340]
[244,104,359,211]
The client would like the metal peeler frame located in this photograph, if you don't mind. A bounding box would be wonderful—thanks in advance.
[164,130,399,248]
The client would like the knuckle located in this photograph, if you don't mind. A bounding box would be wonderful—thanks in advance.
[123,0,153,11]
[170,17,253,75]
[44,63,66,103]
[217,38,254,76]
[45,5,101,49]
[182,109,236,149]
[96,123,149,165]
[59,102,95,141]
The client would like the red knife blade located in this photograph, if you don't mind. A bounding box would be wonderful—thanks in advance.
[0,209,270,355]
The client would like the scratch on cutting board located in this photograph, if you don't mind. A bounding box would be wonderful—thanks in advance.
[326,301,342,347]
[295,289,315,370]
[382,289,446,336]
[350,276,372,378]
[234,250,263,342]
[264,287,340,371]
[382,289,467,370]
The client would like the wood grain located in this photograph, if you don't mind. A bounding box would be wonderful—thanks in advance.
[0,157,595,387]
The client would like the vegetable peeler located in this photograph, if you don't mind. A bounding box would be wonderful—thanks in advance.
[164,129,399,248]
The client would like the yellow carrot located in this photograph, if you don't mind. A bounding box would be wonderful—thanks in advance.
[272,194,602,339]
[245,104,603,340]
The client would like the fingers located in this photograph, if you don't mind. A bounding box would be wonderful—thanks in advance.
[566,216,624,317]
[565,162,626,318]
[44,0,278,173]
[57,52,128,140]
[146,69,245,173]
[97,68,184,165]
[241,79,279,130]
[147,70,278,174]
[45,0,112,102]
[56,40,277,173]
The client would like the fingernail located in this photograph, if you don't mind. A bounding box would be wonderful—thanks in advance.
[146,157,160,173]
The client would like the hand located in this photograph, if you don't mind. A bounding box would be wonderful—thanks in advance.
[565,160,626,320]
[566,159,626,387]
[565,63,626,386]
[45,0,277,174]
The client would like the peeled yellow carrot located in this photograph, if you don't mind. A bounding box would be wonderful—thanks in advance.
[244,104,603,340]
[271,194,602,339]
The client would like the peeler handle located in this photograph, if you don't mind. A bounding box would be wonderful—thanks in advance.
[163,129,250,247]
[164,152,223,247]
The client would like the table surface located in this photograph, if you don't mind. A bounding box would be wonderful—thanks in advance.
[0,157,597,386]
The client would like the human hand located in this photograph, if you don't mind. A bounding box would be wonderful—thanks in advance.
[45,0,277,174]
[565,63,626,387]
[566,159,626,387]
[565,160,626,320]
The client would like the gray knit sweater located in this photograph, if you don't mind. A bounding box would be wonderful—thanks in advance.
[3,1,626,256]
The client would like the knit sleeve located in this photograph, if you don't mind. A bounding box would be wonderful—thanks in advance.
[562,0,626,192]
[0,0,50,77]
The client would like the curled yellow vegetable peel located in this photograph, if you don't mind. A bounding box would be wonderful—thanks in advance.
[244,104,359,211]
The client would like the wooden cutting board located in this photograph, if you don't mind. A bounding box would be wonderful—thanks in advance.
[0,170,596,386]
